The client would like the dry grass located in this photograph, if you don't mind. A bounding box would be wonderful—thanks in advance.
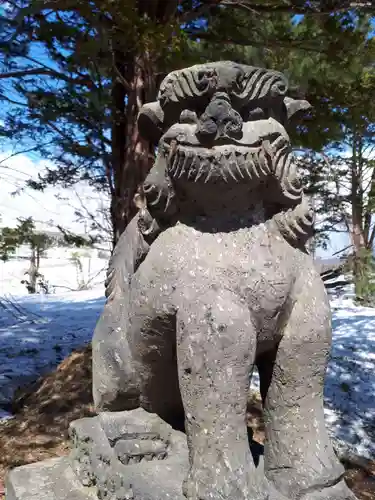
[0,346,373,499]
[0,344,95,497]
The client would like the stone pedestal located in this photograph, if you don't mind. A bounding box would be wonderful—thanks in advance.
[5,409,189,500]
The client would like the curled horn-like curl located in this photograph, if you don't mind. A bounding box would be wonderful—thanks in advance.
[158,64,217,108]
[233,67,288,103]
[273,195,314,246]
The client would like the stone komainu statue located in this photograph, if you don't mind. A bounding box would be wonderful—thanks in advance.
[92,62,357,500]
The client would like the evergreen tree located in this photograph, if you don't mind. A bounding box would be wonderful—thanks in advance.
[0,1,373,246]
[0,217,54,292]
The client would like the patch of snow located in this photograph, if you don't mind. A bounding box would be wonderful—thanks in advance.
[250,287,374,459]
[325,295,375,458]
[0,250,107,296]
[0,287,105,412]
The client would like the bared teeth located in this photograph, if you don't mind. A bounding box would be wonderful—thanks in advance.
[231,152,244,179]
[273,145,288,175]
[219,156,228,183]
[169,145,276,183]
[176,151,189,179]
[194,158,206,182]
[169,151,179,175]
[257,148,270,176]
[204,162,215,183]
[245,153,257,179]
[223,157,237,181]
[187,152,197,180]
[177,150,187,178]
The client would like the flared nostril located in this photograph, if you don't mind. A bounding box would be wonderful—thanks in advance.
[222,115,243,140]
[196,116,218,144]
[196,92,243,143]
[198,117,217,136]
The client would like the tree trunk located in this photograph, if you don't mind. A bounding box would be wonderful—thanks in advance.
[109,52,156,247]
[350,135,369,301]
[109,0,178,248]
[27,248,38,294]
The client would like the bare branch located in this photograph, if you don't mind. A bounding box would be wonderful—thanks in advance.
[73,189,111,237]
[0,142,55,165]
[0,68,52,79]
[368,223,375,248]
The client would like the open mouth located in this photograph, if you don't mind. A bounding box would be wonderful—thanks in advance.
[164,143,270,184]
[161,133,293,186]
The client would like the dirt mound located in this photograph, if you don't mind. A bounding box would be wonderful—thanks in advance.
[0,345,373,500]
[0,343,95,495]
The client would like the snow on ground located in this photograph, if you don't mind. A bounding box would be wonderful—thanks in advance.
[0,262,374,459]
[325,291,375,458]
[250,285,374,459]
[0,288,105,420]
[0,252,107,296]
[0,251,107,418]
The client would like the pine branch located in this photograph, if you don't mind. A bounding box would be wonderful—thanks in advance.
[210,0,375,14]
[0,67,91,85]
[0,91,28,107]
[186,30,325,53]
[0,142,55,165]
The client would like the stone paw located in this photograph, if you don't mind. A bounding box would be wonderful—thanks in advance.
[182,466,268,500]
[98,409,172,467]
[267,477,358,500]
[297,479,359,500]
[114,438,168,465]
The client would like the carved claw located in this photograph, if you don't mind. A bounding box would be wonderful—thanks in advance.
[115,438,169,466]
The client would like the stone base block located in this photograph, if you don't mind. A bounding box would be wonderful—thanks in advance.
[5,457,96,500]
[5,408,189,500]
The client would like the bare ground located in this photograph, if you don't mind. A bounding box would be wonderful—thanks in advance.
[0,345,373,499]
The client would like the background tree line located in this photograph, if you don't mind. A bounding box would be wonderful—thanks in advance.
[0,1,374,301]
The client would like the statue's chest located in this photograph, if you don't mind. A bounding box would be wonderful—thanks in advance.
[148,223,295,299]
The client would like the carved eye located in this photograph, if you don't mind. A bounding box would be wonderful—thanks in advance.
[243,107,267,121]
[179,110,198,124]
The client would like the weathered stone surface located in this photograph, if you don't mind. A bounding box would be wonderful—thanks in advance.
[6,409,189,500]
[91,61,359,500]
[69,416,116,487]
[5,457,96,500]
[7,61,359,500]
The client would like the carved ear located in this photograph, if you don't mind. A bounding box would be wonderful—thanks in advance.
[283,97,312,124]
[137,101,165,144]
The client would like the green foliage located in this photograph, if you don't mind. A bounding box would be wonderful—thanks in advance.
[199,9,374,151]
[1,3,372,187]
[0,217,54,261]
[0,0,191,192]
[345,248,375,306]
[56,225,98,248]
[0,225,22,261]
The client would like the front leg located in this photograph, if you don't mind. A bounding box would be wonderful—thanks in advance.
[259,269,357,500]
[177,289,266,500]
